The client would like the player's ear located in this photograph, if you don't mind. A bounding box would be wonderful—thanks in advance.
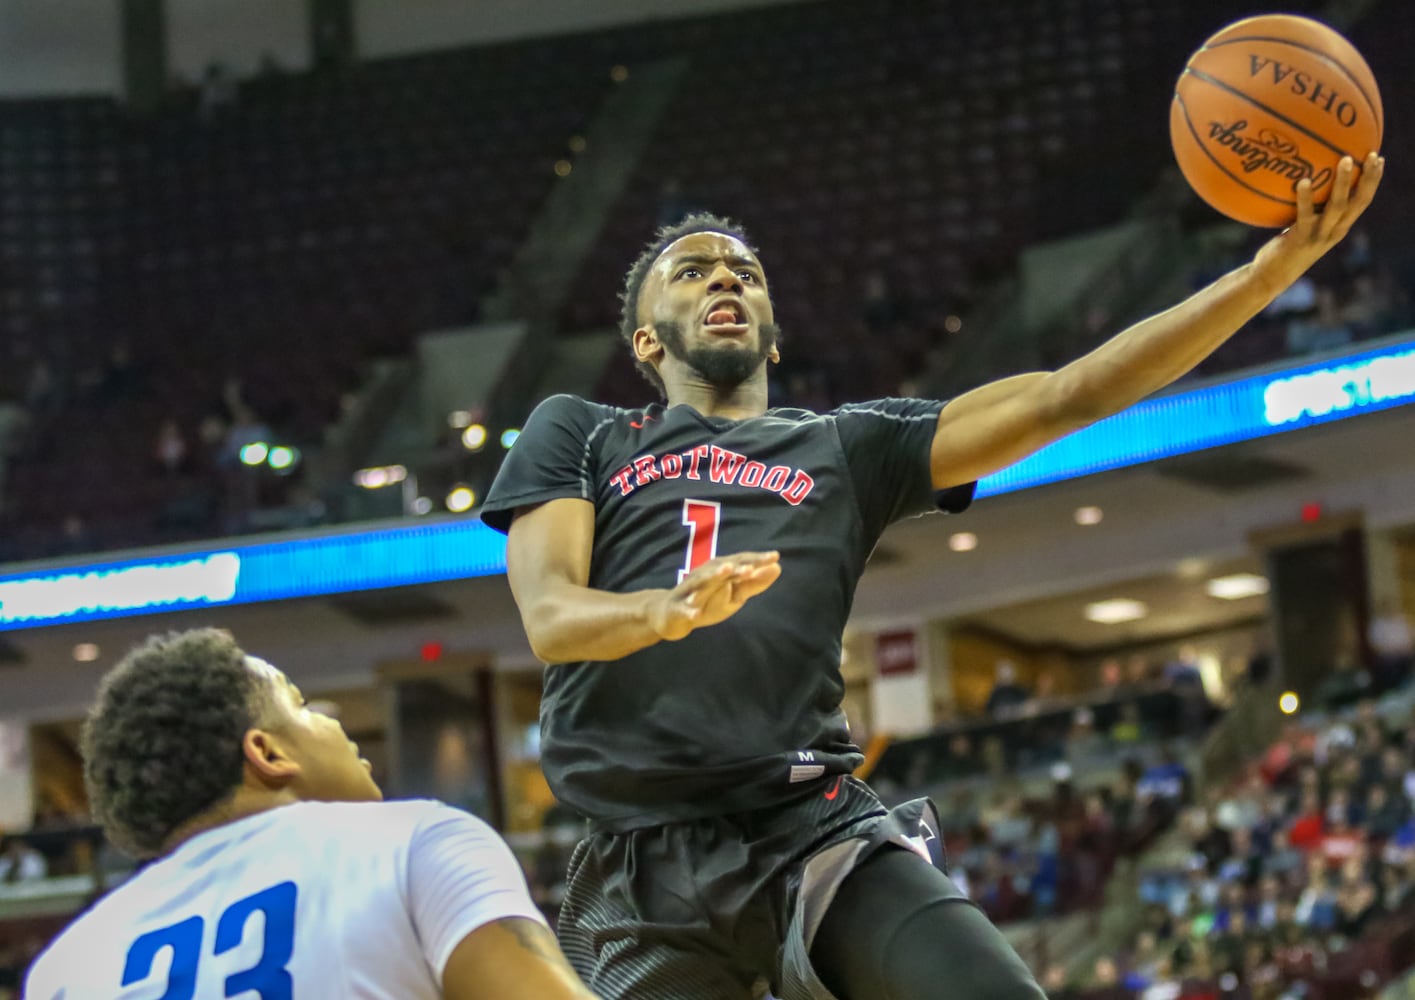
[241,728,302,785]
[632,325,664,366]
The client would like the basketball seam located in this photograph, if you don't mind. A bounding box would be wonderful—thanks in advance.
[1174,92,1297,213]
[1200,35,1382,132]
[1183,66,1358,163]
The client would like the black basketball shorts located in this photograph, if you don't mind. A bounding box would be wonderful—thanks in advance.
[555,775,946,1000]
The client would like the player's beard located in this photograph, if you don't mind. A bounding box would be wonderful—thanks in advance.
[656,320,780,391]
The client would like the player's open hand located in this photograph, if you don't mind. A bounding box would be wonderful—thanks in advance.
[1254,152,1384,290]
[649,551,782,641]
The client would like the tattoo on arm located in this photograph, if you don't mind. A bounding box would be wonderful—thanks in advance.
[506,919,575,971]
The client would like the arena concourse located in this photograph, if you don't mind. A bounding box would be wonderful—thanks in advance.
[1,1,1414,997]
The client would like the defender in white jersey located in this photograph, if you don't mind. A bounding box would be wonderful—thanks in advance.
[25,628,595,1000]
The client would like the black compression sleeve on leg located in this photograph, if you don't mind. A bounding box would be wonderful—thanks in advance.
[810,846,1048,1000]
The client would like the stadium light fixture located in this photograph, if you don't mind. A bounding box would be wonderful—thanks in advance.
[1205,573,1270,600]
[239,442,269,466]
[500,428,521,449]
[948,532,977,552]
[354,465,407,489]
[446,486,476,513]
[462,424,488,451]
[1085,599,1148,624]
[268,446,298,471]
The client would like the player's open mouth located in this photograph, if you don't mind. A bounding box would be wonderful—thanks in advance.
[704,299,749,332]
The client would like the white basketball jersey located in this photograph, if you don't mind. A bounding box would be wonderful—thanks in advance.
[25,799,546,999]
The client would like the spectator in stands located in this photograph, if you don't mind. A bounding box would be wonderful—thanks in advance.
[1064,708,1106,766]
[1089,956,1121,991]
[1377,862,1411,914]
[985,659,1030,718]
[1260,829,1304,881]
[1126,654,1156,689]
[1334,858,1378,936]
[50,514,98,557]
[1368,598,1415,692]
[1218,826,1261,886]
[1214,774,1264,834]
[0,835,46,883]
[1098,657,1125,694]
[1137,749,1190,815]
[198,61,238,120]
[1380,744,1413,801]
[1040,963,1075,1000]
[1162,646,1209,734]
[1025,669,1060,714]
[1254,874,1284,930]
[1244,638,1275,688]
[1286,285,1352,356]
[1294,853,1337,930]
[153,418,190,476]
[1262,274,1317,319]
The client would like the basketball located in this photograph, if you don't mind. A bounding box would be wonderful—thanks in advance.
[1170,14,1382,228]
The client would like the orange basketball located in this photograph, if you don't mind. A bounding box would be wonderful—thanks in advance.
[1170,14,1382,228]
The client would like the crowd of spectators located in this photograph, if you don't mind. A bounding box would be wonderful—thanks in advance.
[0,356,316,562]
[1050,689,1415,1000]
[1191,228,1412,382]
[937,753,1185,926]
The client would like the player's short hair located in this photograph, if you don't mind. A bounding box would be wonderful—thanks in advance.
[619,212,757,396]
[81,628,274,858]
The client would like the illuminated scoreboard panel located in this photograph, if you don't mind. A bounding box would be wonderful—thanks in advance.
[2,337,1414,632]
[976,342,1415,498]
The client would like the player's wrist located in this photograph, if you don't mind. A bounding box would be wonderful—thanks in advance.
[640,588,683,642]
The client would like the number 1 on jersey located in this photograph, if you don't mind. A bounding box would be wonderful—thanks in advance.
[678,499,721,583]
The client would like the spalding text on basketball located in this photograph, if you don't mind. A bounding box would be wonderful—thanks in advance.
[1205,120,1334,191]
[1247,56,1360,128]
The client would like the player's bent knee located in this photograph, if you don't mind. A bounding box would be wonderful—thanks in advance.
[814,848,1047,999]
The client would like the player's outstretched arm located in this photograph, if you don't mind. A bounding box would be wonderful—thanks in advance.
[442,917,598,1000]
[926,153,1384,490]
[507,498,781,663]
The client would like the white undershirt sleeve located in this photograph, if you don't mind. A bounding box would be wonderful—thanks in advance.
[405,803,549,982]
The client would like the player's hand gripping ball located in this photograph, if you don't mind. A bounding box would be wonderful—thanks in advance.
[1170,14,1382,227]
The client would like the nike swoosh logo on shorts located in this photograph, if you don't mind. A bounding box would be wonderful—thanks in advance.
[823,776,843,800]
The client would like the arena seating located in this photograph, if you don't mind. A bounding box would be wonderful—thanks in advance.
[563,0,1333,406]
[1050,688,1415,999]
[3,0,1409,561]
[0,37,617,558]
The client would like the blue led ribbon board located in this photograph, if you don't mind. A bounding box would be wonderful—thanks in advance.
[0,519,508,632]
[976,339,1415,498]
[3,337,1414,631]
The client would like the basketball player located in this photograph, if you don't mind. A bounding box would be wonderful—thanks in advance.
[24,628,596,1000]
[479,155,1382,999]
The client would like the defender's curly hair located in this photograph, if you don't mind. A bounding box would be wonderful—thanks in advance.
[618,212,756,396]
[81,629,273,858]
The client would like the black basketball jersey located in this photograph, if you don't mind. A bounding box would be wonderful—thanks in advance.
[481,394,973,830]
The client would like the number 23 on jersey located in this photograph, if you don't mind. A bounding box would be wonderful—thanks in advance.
[121,881,297,999]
